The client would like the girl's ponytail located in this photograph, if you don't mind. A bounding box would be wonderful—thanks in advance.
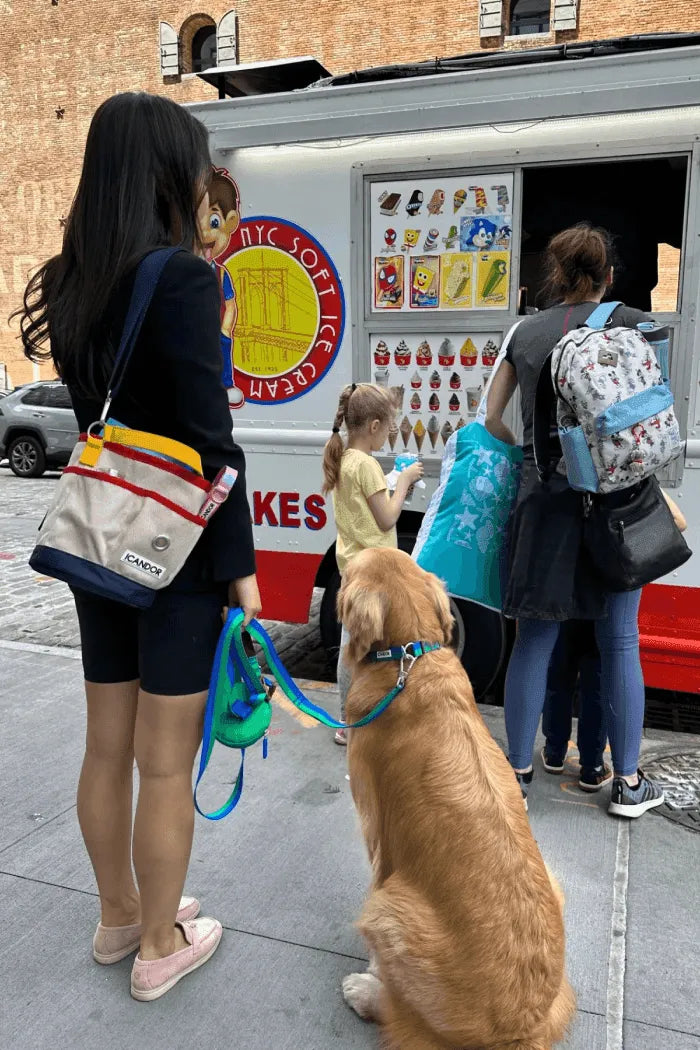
[322,387,352,493]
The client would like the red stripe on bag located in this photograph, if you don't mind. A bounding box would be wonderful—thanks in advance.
[102,443,210,491]
[64,467,207,527]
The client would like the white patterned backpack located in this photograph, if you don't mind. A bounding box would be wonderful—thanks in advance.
[539,302,682,493]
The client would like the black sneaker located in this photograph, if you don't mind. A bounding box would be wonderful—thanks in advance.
[541,746,566,774]
[608,770,664,818]
[579,764,613,793]
[513,768,533,810]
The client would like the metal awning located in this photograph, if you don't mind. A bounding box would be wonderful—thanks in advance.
[189,56,330,99]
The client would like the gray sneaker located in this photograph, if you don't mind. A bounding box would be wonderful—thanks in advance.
[608,770,664,818]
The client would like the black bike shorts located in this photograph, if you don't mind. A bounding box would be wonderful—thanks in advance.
[72,587,226,695]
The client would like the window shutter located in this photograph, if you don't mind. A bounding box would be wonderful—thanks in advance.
[553,0,578,31]
[217,10,238,66]
[480,0,504,38]
[159,22,178,76]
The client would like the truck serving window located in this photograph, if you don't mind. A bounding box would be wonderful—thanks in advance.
[519,158,687,313]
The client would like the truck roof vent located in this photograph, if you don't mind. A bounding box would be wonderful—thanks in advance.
[192,56,330,98]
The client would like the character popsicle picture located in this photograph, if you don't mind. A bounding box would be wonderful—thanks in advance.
[475,252,510,308]
[200,167,244,408]
[374,256,405,309]
[410,256,440,309]
[440,253,473,309]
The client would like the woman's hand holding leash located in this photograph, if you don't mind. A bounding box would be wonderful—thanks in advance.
[228,574,262,626]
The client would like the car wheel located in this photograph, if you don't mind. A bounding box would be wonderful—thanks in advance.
[318,533,508,700]
[8,434,46,478]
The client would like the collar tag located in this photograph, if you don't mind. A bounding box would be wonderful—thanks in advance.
[374,649,393,660]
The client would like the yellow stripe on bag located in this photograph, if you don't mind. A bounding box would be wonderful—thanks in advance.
[79,434,104,468]
[103,425,203,475]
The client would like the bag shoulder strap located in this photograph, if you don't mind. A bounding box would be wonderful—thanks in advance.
[101,247,181,419]
[474,320,522,425]
[586,300,622,330]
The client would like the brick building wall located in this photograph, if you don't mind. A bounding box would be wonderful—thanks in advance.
[0,0,698,385]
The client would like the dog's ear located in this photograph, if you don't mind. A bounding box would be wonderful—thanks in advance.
[338,578,388,663]
[428,573,454,643]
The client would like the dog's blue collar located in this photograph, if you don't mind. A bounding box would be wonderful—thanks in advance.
[367,641,441,687]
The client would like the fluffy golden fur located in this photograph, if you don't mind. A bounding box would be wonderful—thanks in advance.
[338,548,575,1050]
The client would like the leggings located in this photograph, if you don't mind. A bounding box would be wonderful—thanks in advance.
[504,590,644,777]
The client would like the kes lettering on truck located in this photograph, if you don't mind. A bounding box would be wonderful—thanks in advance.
[253,491,327,531]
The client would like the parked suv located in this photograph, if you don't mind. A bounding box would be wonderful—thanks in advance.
[0,381,78,477]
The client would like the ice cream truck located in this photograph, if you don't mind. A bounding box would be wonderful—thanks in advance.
[187,33,700,701]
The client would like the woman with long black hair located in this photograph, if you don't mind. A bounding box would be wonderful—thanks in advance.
[16,92,260,999]
[484,224,664,819]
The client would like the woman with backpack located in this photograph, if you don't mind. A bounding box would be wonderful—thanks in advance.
[484,223,665,818]
[16,94,260,997]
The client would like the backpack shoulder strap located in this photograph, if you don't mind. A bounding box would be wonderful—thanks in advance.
[586,300,622,329]
[533,351,557,483]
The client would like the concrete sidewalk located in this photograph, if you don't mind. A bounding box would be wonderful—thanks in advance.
[1,642,698,1050]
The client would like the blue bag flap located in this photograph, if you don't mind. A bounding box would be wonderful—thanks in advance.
[595,385,674,438]
[586,301,622,329]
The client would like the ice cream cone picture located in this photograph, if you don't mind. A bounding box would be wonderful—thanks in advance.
[476,252,509,308]
[390,385,405,411]
[438,337,455,367]
[414,419,426,452]
[388,427,399,451]
[410,392,421,413]
[455,417,467,431]
[374,340,390,366]
[468,186,488,214]
[416,340,432,367]
[441,420,454,446]
[399,416,412,448]
[394,340,411,367]
[460,338,477,367]
[428,415,440,449]
[410,371,422,389]
[490,184,510,212]
[427,189,445,215]
[429,370,441,390]
[453,189,467,213]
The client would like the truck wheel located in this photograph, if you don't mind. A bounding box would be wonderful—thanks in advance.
[318,535,508,700]
[8,435,46,478]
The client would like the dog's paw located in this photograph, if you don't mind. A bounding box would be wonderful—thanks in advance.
[342,971,382,1021]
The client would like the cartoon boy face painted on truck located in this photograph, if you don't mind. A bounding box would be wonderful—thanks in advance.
[199,167,244,408]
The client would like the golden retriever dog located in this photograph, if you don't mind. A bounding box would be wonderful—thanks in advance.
[338,548,575,1050]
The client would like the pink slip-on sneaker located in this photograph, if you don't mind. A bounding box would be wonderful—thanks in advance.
[93,895,201,964]
[130,918,223,1001]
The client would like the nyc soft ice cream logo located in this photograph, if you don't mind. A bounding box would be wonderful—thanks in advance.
[218,212,345,405]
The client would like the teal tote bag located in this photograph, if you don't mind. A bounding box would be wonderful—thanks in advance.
[413,324,523,612]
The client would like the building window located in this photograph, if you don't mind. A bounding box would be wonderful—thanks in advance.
[192,25,217,72]
[509,0,551,35]
[179,14,217,75]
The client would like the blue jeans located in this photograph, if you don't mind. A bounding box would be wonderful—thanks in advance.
[542,621,605,770]
[505,590,644,777]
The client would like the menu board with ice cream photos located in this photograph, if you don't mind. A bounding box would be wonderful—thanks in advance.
[371,174,514,312]
[371,332,502,459]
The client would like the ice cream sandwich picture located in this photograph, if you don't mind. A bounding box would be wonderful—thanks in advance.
[379,191,402,216]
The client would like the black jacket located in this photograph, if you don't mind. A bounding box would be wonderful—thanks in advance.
[67,250,255,593]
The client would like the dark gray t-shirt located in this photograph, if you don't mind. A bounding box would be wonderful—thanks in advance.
[505,301,651,455]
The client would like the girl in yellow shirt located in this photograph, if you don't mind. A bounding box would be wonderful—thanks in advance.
[322,383,423,743]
